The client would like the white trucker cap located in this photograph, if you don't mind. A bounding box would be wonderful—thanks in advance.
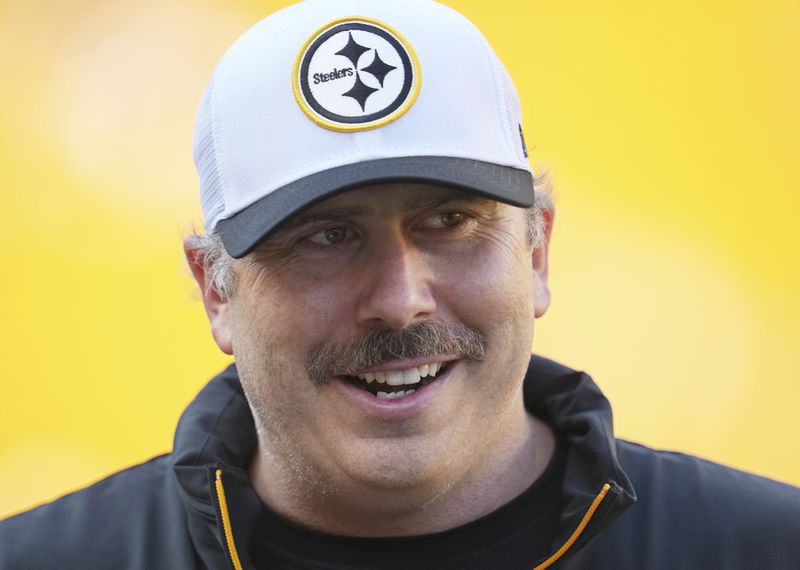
[194,0,533,258]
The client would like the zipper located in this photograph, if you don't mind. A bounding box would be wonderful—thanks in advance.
[215,468,245,570]
[214,468,609,570]
[532,483,612,570]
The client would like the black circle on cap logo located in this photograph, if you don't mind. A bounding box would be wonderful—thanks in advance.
[293,18,421,131]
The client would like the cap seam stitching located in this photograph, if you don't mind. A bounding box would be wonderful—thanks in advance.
[464,17,517,161]
[211,51,234,222]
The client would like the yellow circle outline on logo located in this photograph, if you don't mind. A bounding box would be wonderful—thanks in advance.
[292,16,422,132]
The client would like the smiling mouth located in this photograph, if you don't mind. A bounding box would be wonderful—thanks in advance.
[342,362,451,400]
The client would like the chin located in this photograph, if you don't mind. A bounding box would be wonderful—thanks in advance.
[341,439,454,492]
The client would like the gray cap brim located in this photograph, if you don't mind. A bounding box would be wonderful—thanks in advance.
[216,156,534,258]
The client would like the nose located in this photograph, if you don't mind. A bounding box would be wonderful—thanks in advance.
[354,231,436,330]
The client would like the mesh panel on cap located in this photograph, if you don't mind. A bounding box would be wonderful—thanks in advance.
[193,80,225,233]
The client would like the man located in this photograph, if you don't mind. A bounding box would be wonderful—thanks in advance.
[2,0,799,568]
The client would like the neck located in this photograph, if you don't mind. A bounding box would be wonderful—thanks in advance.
[248,406,555,537]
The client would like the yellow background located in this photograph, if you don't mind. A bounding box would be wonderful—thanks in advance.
[2,0,799,517]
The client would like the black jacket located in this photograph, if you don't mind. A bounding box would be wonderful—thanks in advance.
[2,357,799,569]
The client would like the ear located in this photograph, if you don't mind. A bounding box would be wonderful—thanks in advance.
[184,240,234,355]
[532,208,554,319]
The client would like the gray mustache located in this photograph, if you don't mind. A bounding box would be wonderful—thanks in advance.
[306,320,487,386]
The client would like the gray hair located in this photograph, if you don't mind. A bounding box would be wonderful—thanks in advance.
[184,231,238,301]
[186,172,554,301]
[525,170,554,248]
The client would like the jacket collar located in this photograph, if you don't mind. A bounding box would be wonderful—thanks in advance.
[171,364,259,569]
[172,356,636,568]
[522,357,636,556]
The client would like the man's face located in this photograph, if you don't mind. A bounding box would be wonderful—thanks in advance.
[214,183,549,503]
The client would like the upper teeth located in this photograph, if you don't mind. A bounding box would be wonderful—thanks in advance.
[356,362,443,386]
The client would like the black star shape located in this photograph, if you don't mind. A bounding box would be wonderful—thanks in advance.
[361,50,397,87]
[342,73,378,111]
[335,32,370,67]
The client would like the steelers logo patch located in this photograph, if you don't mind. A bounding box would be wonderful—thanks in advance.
[293,17,421,131]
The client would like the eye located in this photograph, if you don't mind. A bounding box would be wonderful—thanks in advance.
[437,212,464,227]
[305,226,351,245]
[422,211,468,229]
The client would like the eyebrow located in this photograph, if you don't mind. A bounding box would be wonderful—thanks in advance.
[403,191,495,211]
[278,206,372,232]
[282,189,496,230]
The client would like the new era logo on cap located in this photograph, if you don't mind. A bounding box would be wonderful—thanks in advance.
[293,17,421,131]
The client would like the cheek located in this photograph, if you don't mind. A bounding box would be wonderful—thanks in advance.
[289,277,360,354]
[228,282,328,436]
[232,270,356,361]
[435,242,535,328]
[302,276,357,322]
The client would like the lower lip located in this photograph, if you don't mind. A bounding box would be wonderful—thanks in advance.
[334,363,456,419]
